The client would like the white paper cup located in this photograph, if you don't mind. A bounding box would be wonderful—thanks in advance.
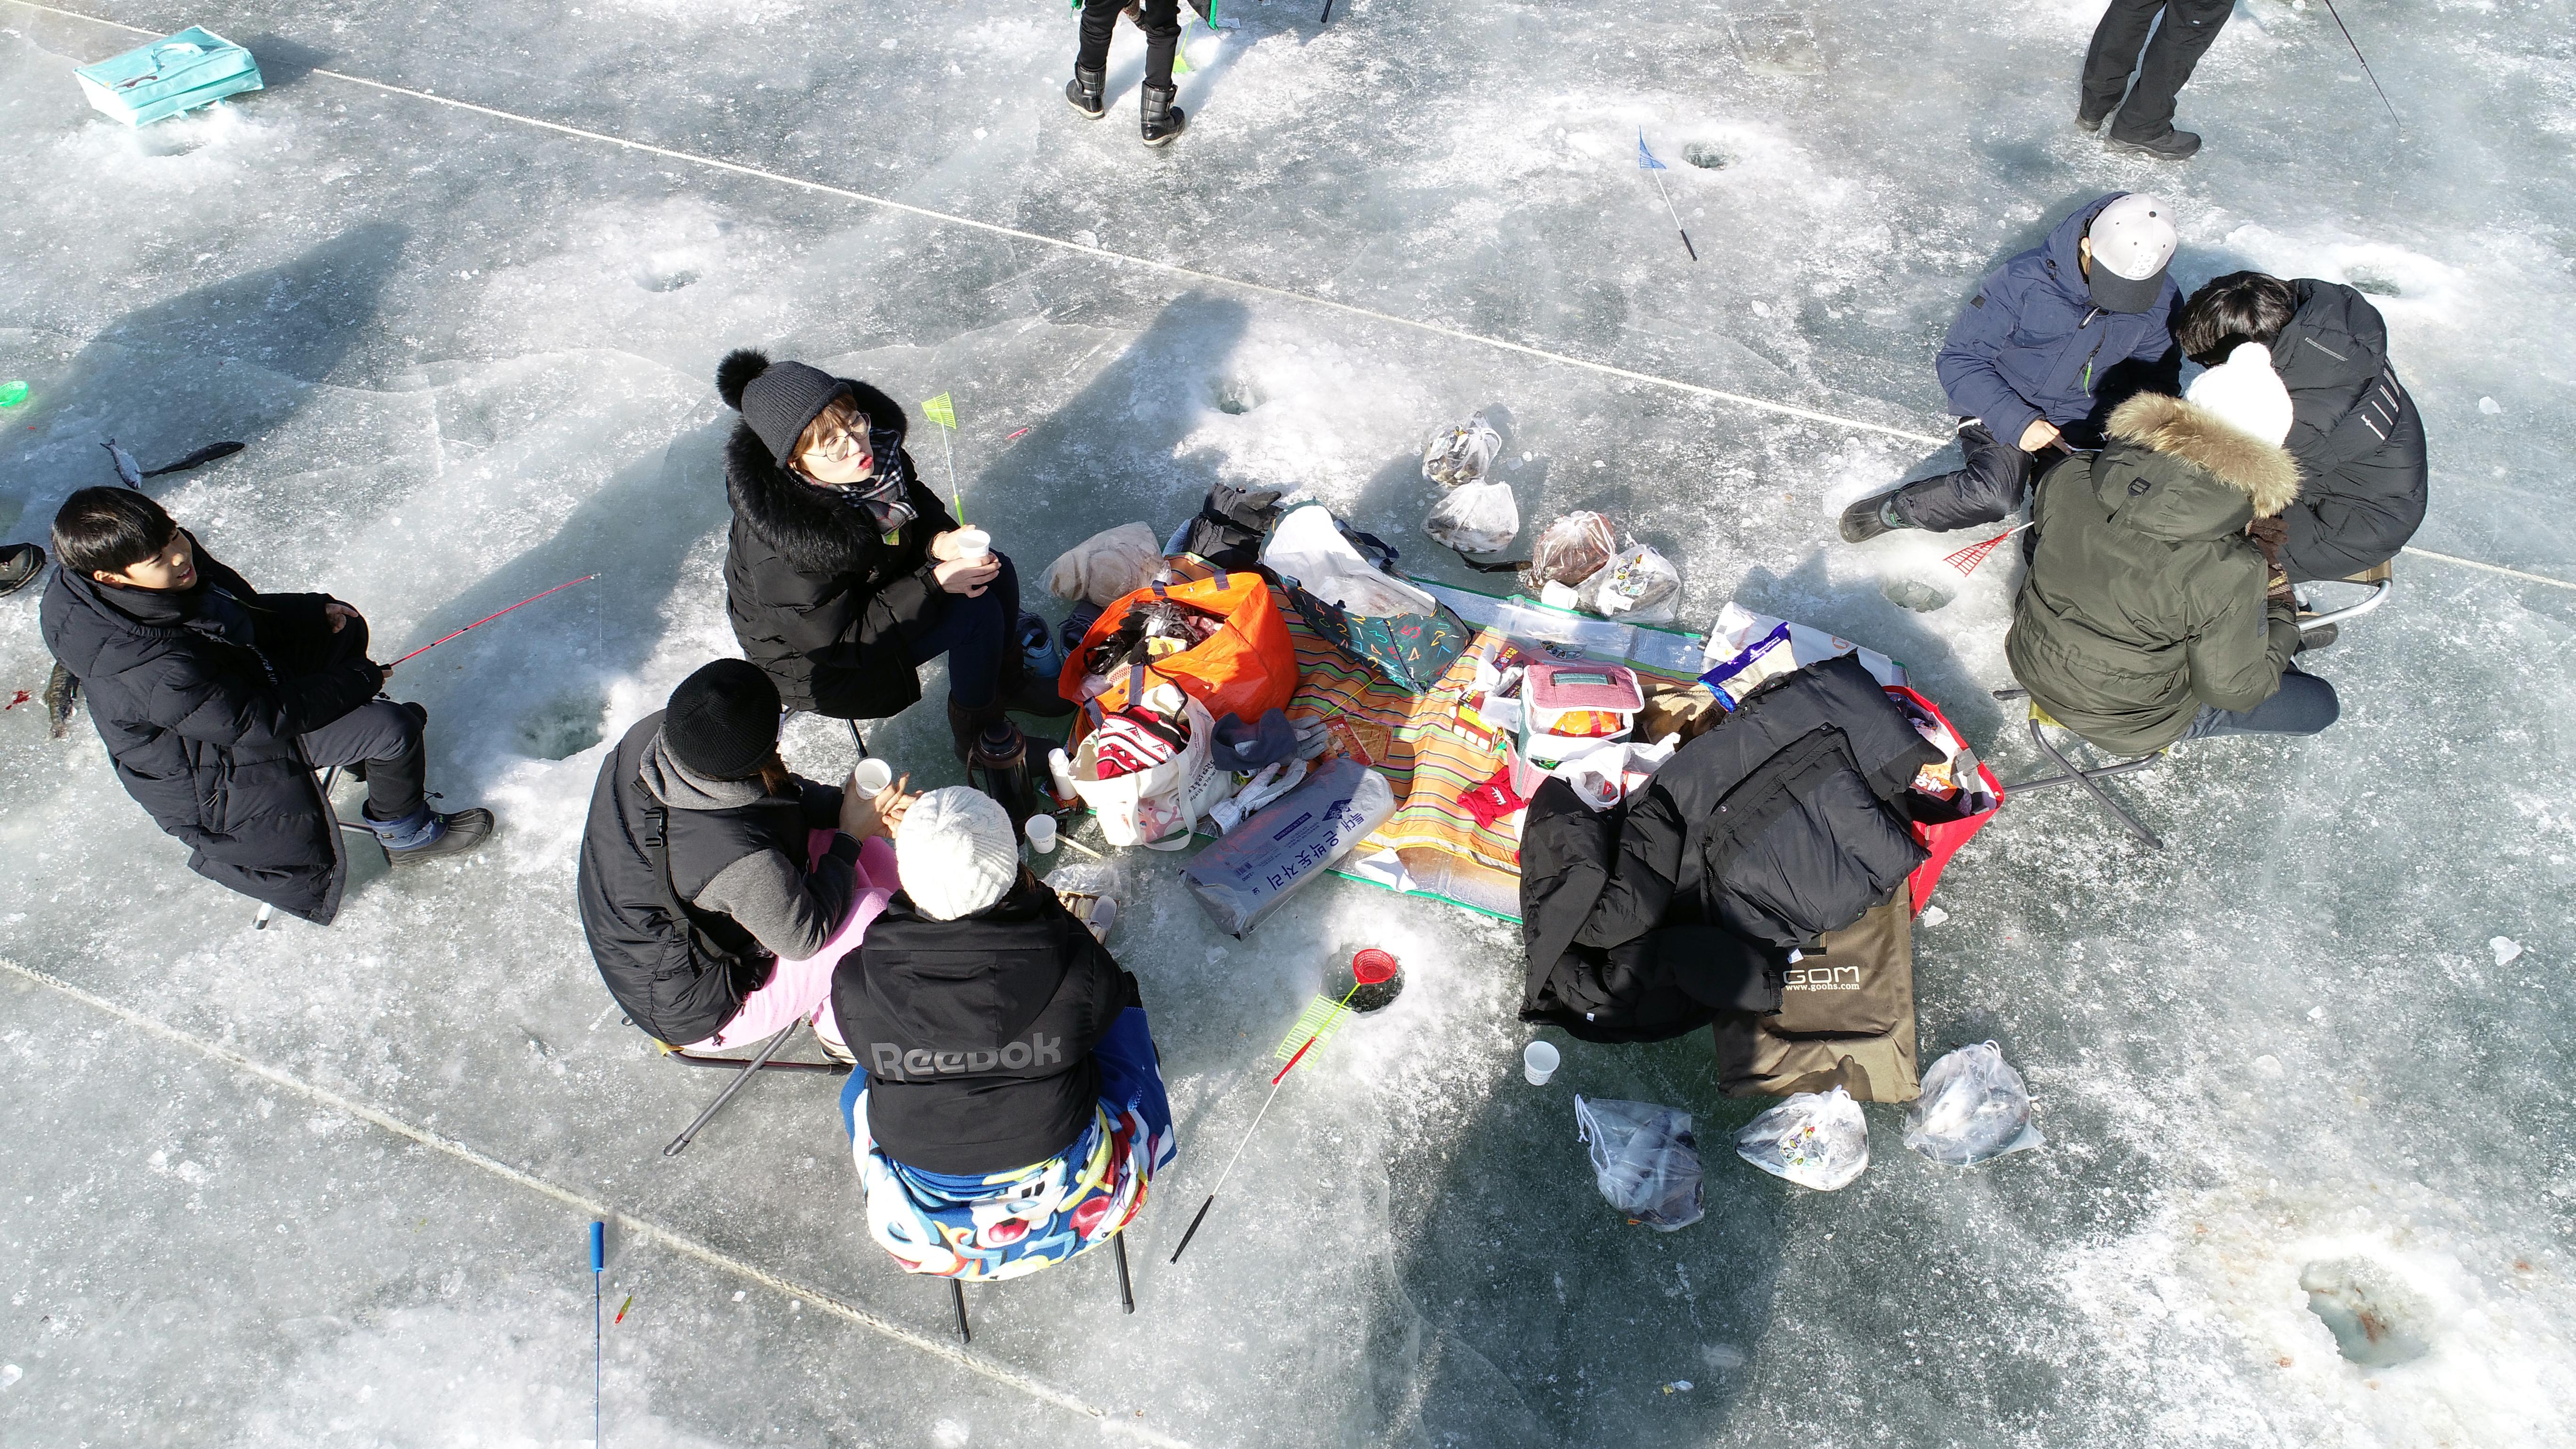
[852,758,894,797]
[1523,1040,1561,1086]
[951,527,992,562]
[1024,814,1058,854]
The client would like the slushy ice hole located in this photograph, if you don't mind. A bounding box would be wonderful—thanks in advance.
[2343,267,2401,298]
[1326,949,1405,1013]
[1682,142,1732,170]
[642,267,700,293]
[1211,377,1266,415]
[517,692,606,760]
[1882,578,1955,612]
[2299,1258,2431,1368]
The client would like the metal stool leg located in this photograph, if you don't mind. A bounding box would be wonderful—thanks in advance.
[664,1021,802,1156]
[949,1279,971,1344]
[848,719,869,758]
[2027,717,2163,850]
[1114,1233,1135,1314]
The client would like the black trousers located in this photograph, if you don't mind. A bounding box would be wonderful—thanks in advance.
[2080,0,2234,141]
[1890,423,2045,533]
[1078,0,1180,92]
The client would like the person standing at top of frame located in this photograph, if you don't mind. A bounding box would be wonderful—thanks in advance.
[1843,193,2181,542]
[2077,0,2235,161]
[1065,0,1188,147]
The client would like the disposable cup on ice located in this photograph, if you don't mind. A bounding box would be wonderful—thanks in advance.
[852,758,894,797]
[1524,1041,1561,1086]
[1025,814,1058,854]
[951,527,992,562]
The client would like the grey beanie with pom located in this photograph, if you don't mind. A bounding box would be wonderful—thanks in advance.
[716,348,852,471]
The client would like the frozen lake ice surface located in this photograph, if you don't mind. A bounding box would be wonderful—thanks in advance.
[3,0,2572,1444]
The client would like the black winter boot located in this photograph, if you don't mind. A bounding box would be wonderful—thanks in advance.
[0,542,45,597]
[1838,486,1920,544]
[948,696,1010,762]
[368,803,496,866]
[999,651,1076,719]
[1066,66,1106,119]
[2074,107,2112,134]
[2107,128,2201,161]
[1141,84,1187,147]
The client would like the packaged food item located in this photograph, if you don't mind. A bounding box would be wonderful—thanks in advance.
[1421,411,1503,487]
[1524,512,1615,593]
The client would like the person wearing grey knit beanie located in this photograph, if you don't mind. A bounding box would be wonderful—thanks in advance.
[712,348,1073,765]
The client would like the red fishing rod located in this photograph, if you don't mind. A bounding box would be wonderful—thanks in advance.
[389,574,597,667]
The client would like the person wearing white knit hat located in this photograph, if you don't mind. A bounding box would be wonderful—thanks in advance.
[2182,341,2294,448]
[891,787,1022,922]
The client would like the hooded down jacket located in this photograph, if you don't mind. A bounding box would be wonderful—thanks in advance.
[2005,392,2306,756]
[38,539,380,923]
[2270,280,2428,582]
[720,375,963,719]
[1518,656,1941,1043]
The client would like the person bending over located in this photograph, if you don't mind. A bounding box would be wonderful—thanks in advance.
[38,488,491,926]
[832,788,1172,1280]
[2178,271,2427,587]
[715,350,1072,762]
[1844,193,2180,542]
[2007,342,2340,755]
[580,658,916,1057]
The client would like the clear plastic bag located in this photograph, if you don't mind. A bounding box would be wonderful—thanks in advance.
[1903,1041,2045,1166]
[1523,511,1614,593]
[1572,1095,1704,1231]
[1425,479,1521,556]
[1422,411,1502,487]
[1576,541,1682,623]
[1734,1087,1869,1191]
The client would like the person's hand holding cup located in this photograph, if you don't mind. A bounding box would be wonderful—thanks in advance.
[931,528,998,596]
[839,763,916,840]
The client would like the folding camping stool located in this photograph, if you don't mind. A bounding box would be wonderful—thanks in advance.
[251,766,391,929]
[2295,560,2395,639]
[941,1230,1139,1345]
[658,1018,853,1157]
[1990,688,2165,851]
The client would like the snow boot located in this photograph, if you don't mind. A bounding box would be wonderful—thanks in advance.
[1066,66,1106,119]
[1141,84,1187,147]
[1838,486,1921,544]
[0,542,44,597]
[367,802,496,866]
[948,695,1010,763]
[2074,106,2112,134]
[2107,128,2201,161]
[999,649,1076,719]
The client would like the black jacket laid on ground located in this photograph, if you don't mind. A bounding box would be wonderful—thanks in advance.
[1518,656,1939,1043]
[2270,280,2428,582]
[2006,394,2305,756]
[578,711,858,1045]
[833,878,1136,1175]
[38,537,379,924]
[723,378,962,719]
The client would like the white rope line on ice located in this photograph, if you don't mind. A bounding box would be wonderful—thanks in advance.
[12,1,2573,596]
[0,956,1197,1449]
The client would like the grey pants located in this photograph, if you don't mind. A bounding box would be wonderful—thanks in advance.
[301,700,427,821]
[2179,668,2340,741]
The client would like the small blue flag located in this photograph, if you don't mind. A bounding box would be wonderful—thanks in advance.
[1636,129,1667,171]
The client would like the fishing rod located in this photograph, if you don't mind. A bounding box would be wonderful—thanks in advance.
[1168,977,1364,1265]
[2316,0,2400,129]
[389,574,597,667]
[588,1222,605,1448]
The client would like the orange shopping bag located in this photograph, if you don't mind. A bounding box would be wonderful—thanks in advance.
[1058,570,1300,738]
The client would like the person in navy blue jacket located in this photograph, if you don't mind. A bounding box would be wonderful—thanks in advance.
[1844,193,2184,541]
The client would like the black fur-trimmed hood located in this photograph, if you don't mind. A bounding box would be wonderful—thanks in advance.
[722,376,921,575]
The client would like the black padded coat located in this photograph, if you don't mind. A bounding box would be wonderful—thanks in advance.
[2270,280,2428,583]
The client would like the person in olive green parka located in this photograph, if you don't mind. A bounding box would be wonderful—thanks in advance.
[2005,342,2339,757]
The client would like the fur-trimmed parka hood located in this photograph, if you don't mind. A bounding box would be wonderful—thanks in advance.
[722,375,935,575]
[2091,392,2304,541]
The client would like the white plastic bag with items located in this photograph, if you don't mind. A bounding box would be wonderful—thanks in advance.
[1523,511,1615,593]
[1734,1087,1869,1191]
[1572,1095,1704,1231]
[1425,479,1521,556]
[1576,541,1682,624]
[1421,411,1502,487]
[1260,502,1439,619]
[1903,1041,2045,1166]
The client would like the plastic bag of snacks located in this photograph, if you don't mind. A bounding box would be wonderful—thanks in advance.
[1421,411,1502,487]
[1576,541,1682,624]
[1426,480,1521,557]
[1523,512,1615,596]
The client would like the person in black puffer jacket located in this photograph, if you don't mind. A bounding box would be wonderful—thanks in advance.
[715,350,1072,761]
[832,788,1138,1175]
[37,489,491,925]
[2177,272,2428,583]
[579,660,915,1051]
[1517,656,1941,1043]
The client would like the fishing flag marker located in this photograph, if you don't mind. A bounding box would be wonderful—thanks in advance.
[1169,977,1366,1265]
[588,1222,605,1448]
[389,574,597,667]
[922,393,964,522]
[1636,130,1698,262]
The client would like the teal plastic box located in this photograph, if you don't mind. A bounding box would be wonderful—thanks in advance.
[74,27,262,127]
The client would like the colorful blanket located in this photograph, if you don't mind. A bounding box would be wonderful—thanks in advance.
[839,1007,1176,1280]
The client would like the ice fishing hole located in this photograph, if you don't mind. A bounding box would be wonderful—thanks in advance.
[1211,377,1265,416]
[2300,1258,2430,1368]
[1682,142,1732,170]
[641,268,700,294]
[517,693,605,760]
[1883,579,1954,612]
[2343,268,2402,298]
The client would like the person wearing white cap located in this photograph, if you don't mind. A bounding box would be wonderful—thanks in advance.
[2004,342,2341,758]
[2078,0,2235,160]
[1844,193,2182,544]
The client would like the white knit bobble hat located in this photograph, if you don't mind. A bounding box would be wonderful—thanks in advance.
[895,787,1020,921]
[2184,342,2294,448]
